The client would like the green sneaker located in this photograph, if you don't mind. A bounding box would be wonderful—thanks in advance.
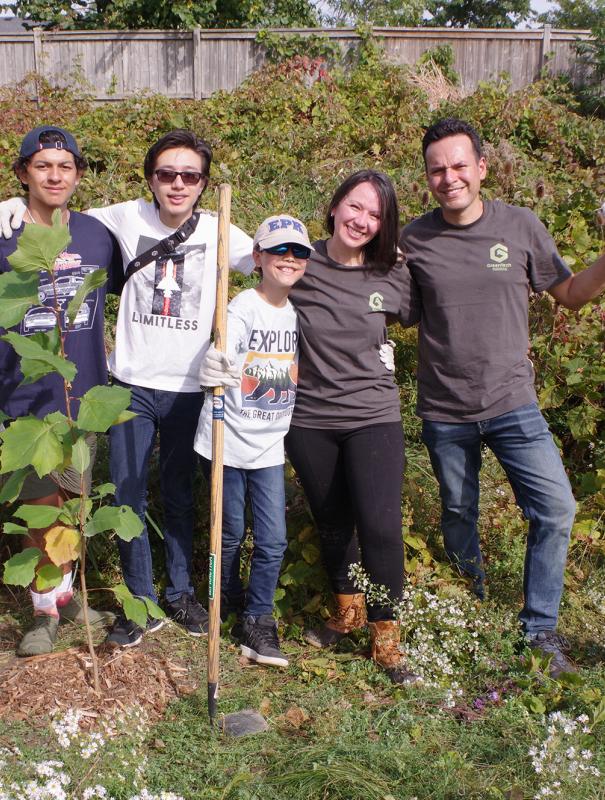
[17,615,59,657]
[58,594,116,627]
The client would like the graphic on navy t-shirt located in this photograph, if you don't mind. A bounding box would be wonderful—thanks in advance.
[135,235,204,320]
[20,251,100,336]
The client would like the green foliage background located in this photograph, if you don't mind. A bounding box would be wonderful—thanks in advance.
[0,47,603,620]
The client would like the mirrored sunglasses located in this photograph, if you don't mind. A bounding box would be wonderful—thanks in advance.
[154,168,204,185]
[262,243,311,259]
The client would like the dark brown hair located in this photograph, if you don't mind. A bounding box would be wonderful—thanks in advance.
[325,169,400,271]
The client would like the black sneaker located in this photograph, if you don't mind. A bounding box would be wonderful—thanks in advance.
[106,614,166,648]
[240,614,288,667]
[528,630,577,679]
[165,593,208,637]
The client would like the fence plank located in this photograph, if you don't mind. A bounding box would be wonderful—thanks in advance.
[0,27,593,103]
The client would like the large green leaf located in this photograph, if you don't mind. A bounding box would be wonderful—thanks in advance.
[66,268,107,326]
[2,522,29,535]
[71,436,91,475]
[0,466,31,504]
[3,547,42,587]
[112,583,147,628]
[85,505,143,541]
[0,416,64,477]
[77,385,132,433]
[0,270,40,328]
[14,503,63,528]
[35,564,63,590]
[143,597,166,621]
[1,332,77,384]
[7,210,71,274]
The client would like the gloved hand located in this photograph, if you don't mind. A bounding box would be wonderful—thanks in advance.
[0,197,27,239]
[597,201,605,227]
[379,339,396,372]
[199,344,240,388]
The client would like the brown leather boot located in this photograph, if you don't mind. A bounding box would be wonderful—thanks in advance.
[304,593,367,648]
[368,620,420,684]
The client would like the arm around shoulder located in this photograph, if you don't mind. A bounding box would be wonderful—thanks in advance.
[549,251,605,311]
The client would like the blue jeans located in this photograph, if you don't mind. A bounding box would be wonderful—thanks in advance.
[110,381,204,603]
[422,403,576,635]
[202,459,287,617]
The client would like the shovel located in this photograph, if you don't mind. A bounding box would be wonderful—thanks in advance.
[207,183,268,737]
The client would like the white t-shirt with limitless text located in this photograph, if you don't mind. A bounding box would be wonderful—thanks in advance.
[195,288,299,469]
[89,199,254,392]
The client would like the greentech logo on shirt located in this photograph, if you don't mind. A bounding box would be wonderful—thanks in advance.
[486,242,512,272]
[369,291,384,311]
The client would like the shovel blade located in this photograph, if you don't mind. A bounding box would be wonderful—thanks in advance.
[221,709,268,737]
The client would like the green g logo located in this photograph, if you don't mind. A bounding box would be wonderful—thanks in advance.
[489,243,508,263]
[369,292,384,311]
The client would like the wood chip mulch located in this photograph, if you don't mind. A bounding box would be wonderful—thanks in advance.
[0,643,198,727]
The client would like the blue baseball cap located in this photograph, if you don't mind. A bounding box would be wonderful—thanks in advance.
[19,126,82,159]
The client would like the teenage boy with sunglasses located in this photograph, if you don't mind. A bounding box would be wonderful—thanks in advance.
[92,130,255,646]
[194,215,311,666]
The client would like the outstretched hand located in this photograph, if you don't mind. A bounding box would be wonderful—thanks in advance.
[0,197,27,239]
[199,344,240,389]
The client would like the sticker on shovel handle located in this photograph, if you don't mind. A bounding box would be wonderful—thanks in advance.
[212,396,224,420]
[209,553,216,599]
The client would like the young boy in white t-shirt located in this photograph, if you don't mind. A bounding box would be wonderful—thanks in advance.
[195,214,312,667]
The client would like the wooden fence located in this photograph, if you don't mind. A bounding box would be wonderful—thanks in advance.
[0,26,592,103]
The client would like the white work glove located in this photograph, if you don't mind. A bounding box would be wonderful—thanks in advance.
[0,197,27,239]
[379,339,396,372]
[199,344,240,388]
[597,201,605,227]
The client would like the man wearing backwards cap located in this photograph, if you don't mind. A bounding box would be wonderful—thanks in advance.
[0,125,121,656]
[195,214,311,667]
[0,129,254,649]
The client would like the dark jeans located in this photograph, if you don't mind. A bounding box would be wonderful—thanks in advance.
[109,380,204,603]
[285,422,405,622]
[422,402,576,634]
[201,458,287,617]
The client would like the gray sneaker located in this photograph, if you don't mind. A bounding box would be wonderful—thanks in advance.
[17,615,59,657]
[241,614,288,667]
[528,630,577,679]
[58,594,116,627]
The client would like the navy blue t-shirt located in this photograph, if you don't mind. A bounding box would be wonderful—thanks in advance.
[0,212,121,419]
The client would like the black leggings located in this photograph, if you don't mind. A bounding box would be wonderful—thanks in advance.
[285,422,405,621]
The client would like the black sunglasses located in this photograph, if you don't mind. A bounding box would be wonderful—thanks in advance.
[262,243,311,259]
[154,168,204,186]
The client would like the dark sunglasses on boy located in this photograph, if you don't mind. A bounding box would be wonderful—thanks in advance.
[154,168,204,186]
[262,243,311,259]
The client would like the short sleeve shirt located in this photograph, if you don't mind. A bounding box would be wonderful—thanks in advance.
[288,240,420,429]
[88,200,255,392]
[0,212,120,419]
[195,289,299,469]
[401,200,572,421]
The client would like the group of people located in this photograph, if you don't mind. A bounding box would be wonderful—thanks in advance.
[1,117,604,683]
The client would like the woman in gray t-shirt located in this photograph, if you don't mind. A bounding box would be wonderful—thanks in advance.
[286,170,419,685]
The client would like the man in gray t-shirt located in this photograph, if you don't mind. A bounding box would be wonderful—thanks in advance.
[401,117,605,678]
